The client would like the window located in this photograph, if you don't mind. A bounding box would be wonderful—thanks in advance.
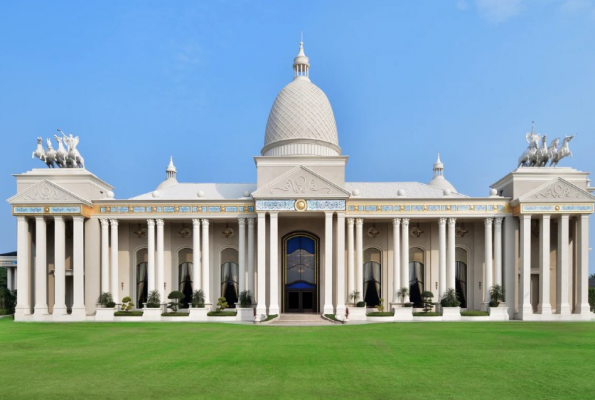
[179,262,193,308]
[363,248,382,307]
[409,247,425,308]
[136,249,148,309]
[455,247,468,308]
[220,248,239,308]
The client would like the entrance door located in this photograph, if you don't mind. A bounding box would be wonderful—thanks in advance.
[283,233,319,313]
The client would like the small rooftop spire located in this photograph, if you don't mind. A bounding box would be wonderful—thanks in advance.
[166,156,177,180]
[293,39,310,81]
[433,153,444,176]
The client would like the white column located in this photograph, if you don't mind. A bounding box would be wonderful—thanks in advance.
[238,218,246,295]
[34,216,48,315]
[110,219,119,301]
[192,219,201,292]
[256,213,267,318]
[538,214,552,315]
[355,218,364,303]
[438,218,447,298]
[577,215,590,314]
[15,216,31,318]
[556,214,570,316]
[401,218,410,303]
[503,216,516,319]
[100,218,110,294]
[519,214,532,318]
[156,219,165,304]
[323,212,334,314]
[53,216,67,315]
[494,218,503,286]
[346,218,355,303]
[201,219,211,307]
[7,268,14,291]
[392,218,401,303]
[336,213,346,315]
[484,218,493,307]
[269,213,280,315]
[447,218,456,290]
[147,219,155,293]
[247,218,255,294]
[72,216,85,318]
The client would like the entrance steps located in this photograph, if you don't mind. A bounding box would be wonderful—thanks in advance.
[270,313,333,325]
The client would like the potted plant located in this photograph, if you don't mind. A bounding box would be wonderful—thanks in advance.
[114,296,143,317]
[488,284,509,321]
[208,297,237,319]
[215,297,229,312]
[188,289,209,321]
[349,290,361,306]
[421,291,435,313]
[143,290,162,321]
[397,287,409,304]
[237,290,255,321]
[95,292,116,321]
[162,291,187,316]
[440,288,461,321]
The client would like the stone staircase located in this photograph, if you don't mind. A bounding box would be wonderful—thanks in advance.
[269,313,334,325]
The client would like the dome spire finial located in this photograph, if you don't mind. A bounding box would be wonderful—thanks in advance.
[293,38,310,81]
[433,153,444,177]
[166,156,177,180]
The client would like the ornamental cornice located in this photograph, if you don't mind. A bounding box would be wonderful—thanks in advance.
[95,203,256,216]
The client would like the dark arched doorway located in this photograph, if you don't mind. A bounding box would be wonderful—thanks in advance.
[283,232,319,313]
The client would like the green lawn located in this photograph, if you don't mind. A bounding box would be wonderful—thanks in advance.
[1,318,594,399]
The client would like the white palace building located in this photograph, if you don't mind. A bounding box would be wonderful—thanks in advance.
[7,43,595,322]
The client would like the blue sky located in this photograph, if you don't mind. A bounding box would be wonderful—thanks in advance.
[1,1,595,271]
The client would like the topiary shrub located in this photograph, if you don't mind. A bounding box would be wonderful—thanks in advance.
[146,290,161,308]
[239,290,254,307]
[397,287,409,303]
[97,292,114,308]
[191,289,206,308]
[589,288,595,312]
[121,296,134,312]
[489,284,505,307]
[356,301,366,308]
[421,291,435,313]
[216,297,229,312]
[0,288,16,315]
[349,290,361,305]
[167,291,185,312]
[440,288,460,308]
[376,298,385,312]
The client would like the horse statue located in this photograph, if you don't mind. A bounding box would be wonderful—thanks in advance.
[517,130,540,168]
[550,135,575,167]
[54,134,68,168]
[44,138,57,168]
[58,128,84,168]
[534,135,549,167]
[32,137,46,163]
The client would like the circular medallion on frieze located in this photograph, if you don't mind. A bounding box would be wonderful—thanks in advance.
[295,199,307,212]
[44,207,50,213]
[423,205,428,211]
[555,205,560,211]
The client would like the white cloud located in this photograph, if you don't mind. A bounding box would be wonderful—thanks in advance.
[475,0,527,23]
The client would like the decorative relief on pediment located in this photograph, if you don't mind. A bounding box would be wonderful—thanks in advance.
[535,184,580,199]
[23,184,74,202]
[270,176,332,195]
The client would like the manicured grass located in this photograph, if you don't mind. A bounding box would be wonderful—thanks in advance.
[207,311,237,317]
[413,312,441,316]
[1,319,595,399]
[161,312,189,317]
[114,311,143,317]
[366,312,394,317]
[462,311,490,317]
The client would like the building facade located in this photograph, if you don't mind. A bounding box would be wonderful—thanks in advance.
[7,43,594,322]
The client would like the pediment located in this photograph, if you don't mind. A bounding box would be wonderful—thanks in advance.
[7,179,92,206]
[252,166,350,199]
[516,177,595,204]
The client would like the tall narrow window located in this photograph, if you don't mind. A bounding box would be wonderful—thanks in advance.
[409,247,425,308]
[363,248,382,307]
[179,262,193,308]
[220,248,239,308]
[455,247,468,308]
[136,249,148,309]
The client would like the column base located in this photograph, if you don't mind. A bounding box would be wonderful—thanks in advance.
[335,304,346,316]
[323,305,334,315]
[268,305,280,315]
[53,306,68,316]
[517,304,534,320]
[34,307,49,321]
[556,303,571,316]
[70,307,87,320]
[255,305,267,321]
[537,304,552,315]
[576,303,592,315]
[14,306,31,320]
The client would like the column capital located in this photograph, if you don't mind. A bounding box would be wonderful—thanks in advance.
[355,218,364,226]
[100,218,109,227]
[392,218,401,226]
[72,215,85,222]
[147,219,155,227]
[54,215,64,222]
[438,217,447,226]
[270,212,279,219]
[494,217,503,225]
[192,218,201,226]
[201,218,210,226]
[401,218,410,226]
[347,217,354,226]
[324,211,333,218]
[155,219,164,226]
[484,217,493,227]
[109,218,119,226]
[448,217,456,226]
[540,214,550,221]
[238,217,246,226]
[247,217,256,227]
[35,215,46,222]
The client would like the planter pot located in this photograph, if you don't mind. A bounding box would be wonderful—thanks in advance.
[188,307,209,322]
[489,303,510,321]
[236,306,256,322]
[207,315,237,322]
[142,307,162,322]
[346,306,367,321]
[95,307,115,322]
[393,306,414,322]
[367,315,394,323]
[442,306,462,321]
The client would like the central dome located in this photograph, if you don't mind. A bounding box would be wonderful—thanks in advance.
[262,42,341,157]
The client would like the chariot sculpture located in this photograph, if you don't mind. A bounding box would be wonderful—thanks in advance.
[517,125,574,168]
[32,129,85,169]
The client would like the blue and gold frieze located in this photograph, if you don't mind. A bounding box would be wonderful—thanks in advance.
[97,203,255,215]
[520,204,593,214]
[255,199,346,212]
[12,205,86,216]
[347,203,507,214]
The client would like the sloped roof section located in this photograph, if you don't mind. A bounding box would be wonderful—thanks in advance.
[252,166,350,198]
[346,182,468,199]
[130,183,257,201]
[7,179,93,206]
[516,177,595,203]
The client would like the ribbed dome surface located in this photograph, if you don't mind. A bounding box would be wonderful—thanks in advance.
[262,77,341,157]
[428,175,457,193]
